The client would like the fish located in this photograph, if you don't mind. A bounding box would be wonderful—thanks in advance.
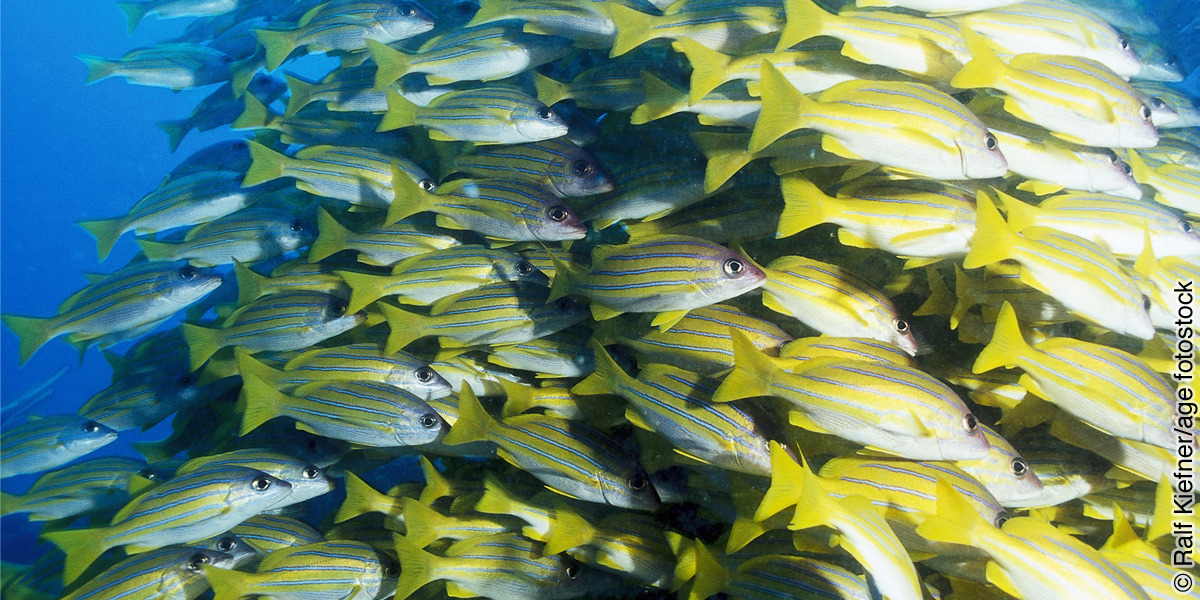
[367,24,572,87]
[238,343,452,400]
[0,417,119,480]
[175,448,335,505]
[204,540,398,600]
[118,0,240,33]
[158,74,290,151]
[77,368,231,432]
[308,208,463,266]
[78,43,233,90]
[61,546,238,600]
[136,207,318,267]
[241,141,434,209]
[378,87,569,145]
[449,139,615,198]
[254,0,437,70]
[542,507,674,588]
[231,514,327,554]
[606,2,784,58]
[2,260,223,364]
[0,456,157,521]
[582,156,726,231]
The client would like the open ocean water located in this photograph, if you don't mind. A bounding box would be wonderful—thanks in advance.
[2,0,1199,595]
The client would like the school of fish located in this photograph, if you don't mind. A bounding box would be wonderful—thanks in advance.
[1,0,1199,599]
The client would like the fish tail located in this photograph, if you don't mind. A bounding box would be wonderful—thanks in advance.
[116,2,146,34]
[914,480,984,546]
[202,564,251,600]
[777,0,828,51]
[242,140,289,188]
[0,491,23,516]
[156,118,191,153]
[400,498,448,547]
[787,455,833,531]
[914,265,956,317]
[961,191,1016,269]
[542,503,596,555]
[629,73,686,126]
[335,471,388,523]
[234,347,283,391]
[441,385,497,446]
[367,40,412,89]
[233,260,270,305]
[231,93,272,130]
[282,73,316,117]
[309,208,351,263]
[475,474,517,515]
[465,0,505,27]
[134,238,176,262]
[417,455,453,504]
[254,28,296,72]
[665,532,696,590]
[77,55,117,84]
[992,189,1038,231]
[533,73,570,108]
[546,254,582,303]
[949,264,976,329]
[1149,475,1175,542]
[498,378,536,418]
[1,314,57,365]
[688,541,731,600]
[778,173,834,238]
[381,303,428,353]
[1125,148,1154,181]
[607,4,656,58]
[379,88,419,132]
[570,341,624,396]
[691,132,753,194]
[41,526,108,585]
[336,271,386,314]
[386,162,435,224]
[950,27,1006,90]
[237,372,285,435]
[181,322,222,371]
[77,216,127,262]
[228,56,260,98]
[711,330,774,403]
[674,39,731,105]
[972,301,1030,374]
[748,62,807,153]
[132,440,173,463]
[755,442,806,521]
[393,534,439,599]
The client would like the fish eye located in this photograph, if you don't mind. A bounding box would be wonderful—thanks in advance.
[1183,221,1193,233]
[179,265,199,280]
[188,553,211,571]
[303,466,321,479]
[400,3,417,16]
[221,55,234,64]
[962,414,980,434]
[416,366,435,383]
[138,468,156,480]
[1119,160,1133,176]
[328,299,348,318]
[893,318,909,334]
[548,206,569,222]
[565,563,580,579]
[571,160,593,176]
[985,132,998,151]
[83,420,102,434]
[1140,104,1152,121]
[1150,97,1167,109]
[1166,54,1179,67]
[995,514,1011,528]
[177,373,197,387]
[1143,295,1152,311]
[251,475,273,491]
[385,564,399,577]
[723,258,745,277]
[217,537,236,552]
[418,178,436,191]
[290,218,307,232]
[627,475,648,490]
[535,107,553,120]
[1010,458,1029,478]
[515,261,534,275]
[419,414,439,428]
[1119,36,1130,50]
[555,297,574,311]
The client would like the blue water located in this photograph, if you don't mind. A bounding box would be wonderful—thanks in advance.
[0,0,1197,572]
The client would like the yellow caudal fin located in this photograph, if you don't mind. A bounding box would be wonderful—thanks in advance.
[778,173,836,238]
[41,526,108,585]
[79,216,128,262]
[0,491,23,516]
[914,479,986,547]
[914,266,955,317]
[385,164,436,224]
[691,131,753,193]
[543,503,596,556]
[474,474,518,516]
[441,385,497,446]
[309,208,352,263]
[630,72,686,125]
[607,4,657,58]
[672,38,732,105]
[687,541,731,600]
[180,322,223,371]
[1148,475,1176,542]
[755,441,807,521]
[533,72,571,107]
[233,260,271,305]
[242,140,291,188]
[116,3,146,34]
[962,190,1017,269]
[992,189,1040,232]
[1125,148,1154,183]
[366,39,413,89]
[228,54,262,99]
[546,253,584,303]
[950,27,1008,90]
[950,263,979,329]
[202,564,252,600]
[335,471,391,523]
[499,378,537,418]
[393,534,440,600]
[776,0,830,52]
[570,341,623,397]
[336,271,389,314]
[232,88,273,130]
[748,62,812,153]
[711,330,776,403]
[237,372,286,435]
[156,119,192,153]
[2,314,58,365]
[77,55,118,84]
[282,73,317,118]
[402,498,454,547]
[254,28,297,71]
[380,303,428,353]
[379,88,420,132]
[972,301,1031,374]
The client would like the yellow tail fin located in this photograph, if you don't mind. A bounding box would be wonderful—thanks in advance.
[77,55,117,84]
[950,27,1008,90]
[309,208,352,263]
[367,39,413,89]
[776,0,830,52]
[711,330,775,403]
[570,341,624,397]
[202,564,252,600]
[748,62,811,153]
[242,140,290,188]
[335,471,395,523]
[254,28,297,71]
[607,4,657,58]
[1,313,58,365]
[533,73,571,107]
[971,301,1031,374]
[542,503,596,556]
[116,2,146,34]
[41,526,108,585]
[691,131,753,193]
[674,38,732,105]
[336,271,387,315]
[441,385,497,446]
[630,72,686,125]
[379,88,420,132]
[237,372,286,435]
[755,441,806,521]
[181,322,223,371]
[156,119,192,153]
[282,73,317,118]
[380,303,428,353]
[394,534,440,599]
[961,191,1017,269]
[777,173,835,238]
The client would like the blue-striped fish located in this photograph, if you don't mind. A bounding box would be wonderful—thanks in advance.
[231,514,326,554]
[338,245,548,311]
[399,497,519,547]
[254,0,436,70]
[2,261,222,364]
[0,456,157,521]
[955,424,1044,507]
[78,43,232,90]
[204,540,397,600]
[450,139,615,198]
[176,449,334,505]
[118,0,239,33]
[465,0,621,49]
[778,335,918,367]
[239,375,448,447]
[607,2,784,58]
[283,66,389,116]
[542,506,673,588]
[181,291,366,370]
[486,335,594,378]
[717,331,990,460]
[308,208,463,266]
[548,235,765,330]
[582,156,725,231]
[533,61,647,112]
[241,142,434,208]
[239,343,451,400]
[62,546,238,600]
[573,343,772,476]
[368,24,572,87]
[379,87,568,145]
[1126,148,1200,215]
[1133,82,1200,127]
[77,368,230,432]
[0,417,120,480]
[751,63,1008,180]
[386,174,587,242]
[233,260,347,305]
[42,466,292,584]
[689,548,873,600]
[136,207,317,267]
[382,281,589,351]
[443,387,660,510]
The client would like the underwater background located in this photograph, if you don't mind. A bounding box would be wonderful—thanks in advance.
[2,0,1200,597]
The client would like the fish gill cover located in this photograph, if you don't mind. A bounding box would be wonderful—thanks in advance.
[1,0,1199,599]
